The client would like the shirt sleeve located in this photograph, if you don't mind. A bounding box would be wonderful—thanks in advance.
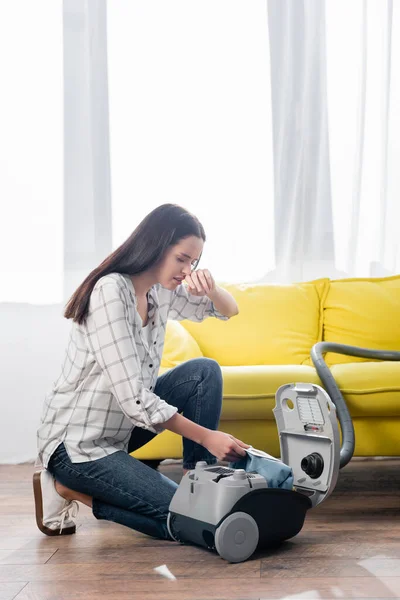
[85,280,178,434]
[168,282,230,322]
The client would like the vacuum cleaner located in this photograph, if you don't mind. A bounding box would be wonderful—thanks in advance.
[167,342,400,563]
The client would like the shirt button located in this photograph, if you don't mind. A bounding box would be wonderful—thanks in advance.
[149,364,153,368]
[136,400,140,404]
[150,386,153,390]
[154,341,156,345]
[152,321,155,325]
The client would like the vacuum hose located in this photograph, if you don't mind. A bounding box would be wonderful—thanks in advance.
[310,342,400,469]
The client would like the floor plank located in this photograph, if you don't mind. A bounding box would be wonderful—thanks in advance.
[0,549,57,565]
[0,582,28,600]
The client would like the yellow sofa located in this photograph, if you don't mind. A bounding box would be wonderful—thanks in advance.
[131,275,400,462]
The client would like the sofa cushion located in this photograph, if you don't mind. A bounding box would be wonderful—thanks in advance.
[330,362,400,416]
[161,320,203,368]
[180,279,329,366]
[220,364,322,418]
[221,362,400,419]
[323,274,400,365]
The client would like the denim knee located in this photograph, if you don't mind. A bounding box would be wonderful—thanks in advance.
[196,357,223,382]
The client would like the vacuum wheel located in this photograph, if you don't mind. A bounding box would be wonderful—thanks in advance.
[167,513,183,543]
[214,512,259,563]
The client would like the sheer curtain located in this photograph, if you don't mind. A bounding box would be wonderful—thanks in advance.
[0,1,63,304]
[0,1,64,464]
[266,0,336,282]
[325,0,400,277]
[108,0,400,284]
[266,0,400,282]
[0,0,112,463]
[107,0,275,283]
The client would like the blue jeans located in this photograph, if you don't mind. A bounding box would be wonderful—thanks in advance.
[47,357,223,540]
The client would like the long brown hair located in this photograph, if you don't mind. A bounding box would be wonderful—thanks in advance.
[64,203,206,325]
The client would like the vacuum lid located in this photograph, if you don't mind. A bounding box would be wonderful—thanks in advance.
[273,382,341,507]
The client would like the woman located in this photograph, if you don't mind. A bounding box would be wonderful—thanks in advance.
[33,203,250,541]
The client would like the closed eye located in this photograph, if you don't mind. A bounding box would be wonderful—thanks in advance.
[177,257,197,268]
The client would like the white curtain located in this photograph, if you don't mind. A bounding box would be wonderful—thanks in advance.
[107,0,275,284]
[325,0,400,278]
[1,0,399,463]
[266,0,400,282]
[0,1,64,464]
[0,0,112,463]
[0,1,63,304]
[265,0,336,282]
[108,0,400,284]
[63,0,112,299]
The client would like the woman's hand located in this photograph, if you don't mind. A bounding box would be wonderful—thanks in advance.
[200,430,251,462]
[184,269,216,297]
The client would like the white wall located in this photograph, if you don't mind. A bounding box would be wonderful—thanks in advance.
[0,303,70,464]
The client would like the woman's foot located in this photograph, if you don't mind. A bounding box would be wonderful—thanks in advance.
[55,480,93,509]
[54,480,74,501]
[33,470,79,536]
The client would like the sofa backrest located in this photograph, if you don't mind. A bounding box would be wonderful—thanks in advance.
[180,279,329,366]
[322,274,400,365]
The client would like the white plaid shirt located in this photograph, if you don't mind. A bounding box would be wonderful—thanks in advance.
[37,273,229,467]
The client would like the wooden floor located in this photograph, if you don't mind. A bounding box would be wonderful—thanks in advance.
[0,458,399,600]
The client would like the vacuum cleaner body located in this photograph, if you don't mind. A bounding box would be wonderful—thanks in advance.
[167,382,341,562]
